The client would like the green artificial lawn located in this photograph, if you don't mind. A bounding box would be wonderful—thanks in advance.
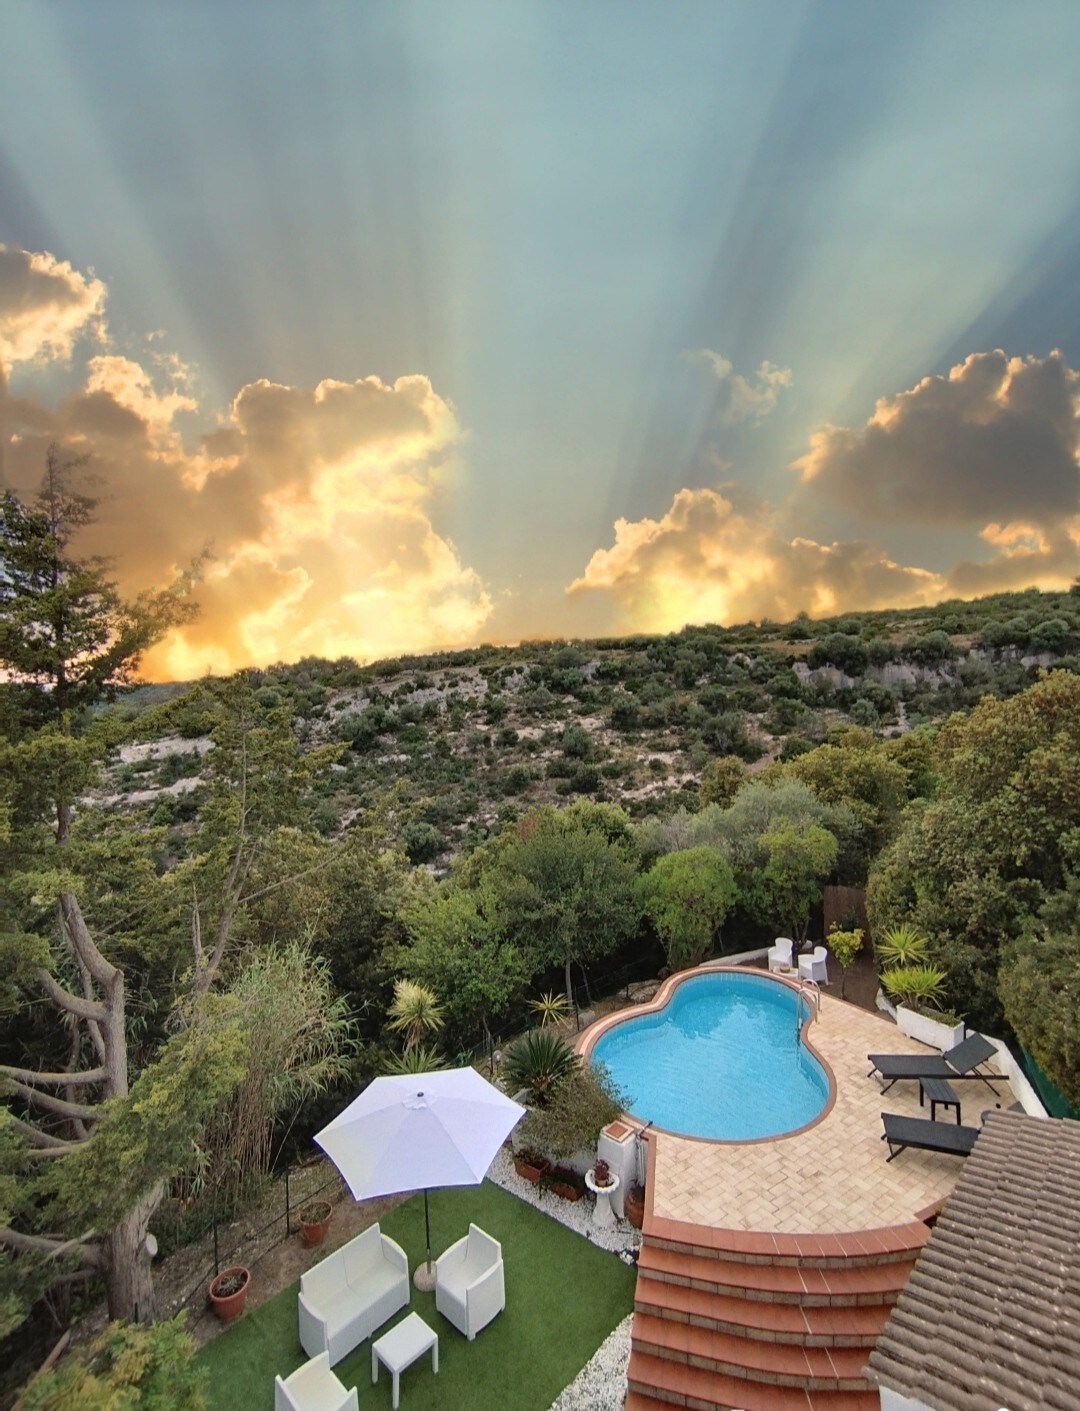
[197,1181,636,1410]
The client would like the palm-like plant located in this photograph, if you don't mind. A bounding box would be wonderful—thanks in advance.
[502,1029,579,1106]
[382,1043,451,1076]
[527,991,572,1028]
[880,963,948,1013]
[875,923,929,969]
[386,979,445,1052]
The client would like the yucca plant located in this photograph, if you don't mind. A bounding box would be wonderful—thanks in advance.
[527,991,572,1028]
[382,1043,451,1075]
[502,1029,579,1107]
[880,963,948,1014]
[387,979,446,1052]
[874,923,930,970]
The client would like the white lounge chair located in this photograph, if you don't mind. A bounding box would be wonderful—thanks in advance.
[767,937,794,972]
[275,1352,359,1411]
[798,945,829,985]
[299,1223,410,1366]
[435,1223,505,1340]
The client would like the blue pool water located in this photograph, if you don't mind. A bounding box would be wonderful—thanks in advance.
[590,971,829,1140]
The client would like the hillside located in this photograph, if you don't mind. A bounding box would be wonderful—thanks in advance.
[95,585,1080,864]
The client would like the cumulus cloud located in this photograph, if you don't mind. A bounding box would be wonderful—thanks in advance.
[0,245,106,368]
[793,350,1080,528]
[2,246,492,679]
[567,486,944,632]
[689,348,793,424]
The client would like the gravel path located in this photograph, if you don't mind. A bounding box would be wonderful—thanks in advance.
[486,1149,640,1410]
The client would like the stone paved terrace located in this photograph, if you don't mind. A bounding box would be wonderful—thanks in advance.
[598,976,1016,1235]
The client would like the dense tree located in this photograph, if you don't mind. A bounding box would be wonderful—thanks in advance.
[867,672,1080,1030]
[485,805,641,1001]
[998,879,1080,1109]
[769,728,910,873]
[637,847,737,969]
[399,887,528,1049]
[746,822,838,943]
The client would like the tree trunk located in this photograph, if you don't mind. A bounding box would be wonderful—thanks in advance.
[102,1184,162,1323]
[564,957,573,1006]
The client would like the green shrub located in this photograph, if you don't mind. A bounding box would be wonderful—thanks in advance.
[502,1030,579,1106]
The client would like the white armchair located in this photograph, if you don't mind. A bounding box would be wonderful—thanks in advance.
[435,1223,505,1340]
[767,937,794,972]
[798,945,829,985]
[275,1352,358,1411]
[299,1222,409,1366]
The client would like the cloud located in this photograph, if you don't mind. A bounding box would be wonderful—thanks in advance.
[567,486,944,632]
[793,350,1080,528]
[0,245,106,368]
[689,348,793,424]
[2,246,493,679]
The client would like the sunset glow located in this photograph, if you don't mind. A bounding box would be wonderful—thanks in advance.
[2,3,1080,676]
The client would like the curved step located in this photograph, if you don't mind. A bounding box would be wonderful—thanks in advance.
[646,1221,929,1270]
[634,1277,889,1347]
[627,1349,881,1411]
[633,1312,872,1391]
[639,1244,911,1306]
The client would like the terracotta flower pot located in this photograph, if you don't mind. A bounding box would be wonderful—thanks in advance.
[513,1153,551,1184]
[298,1200,333,1248]
[208,1265,250,1322]
[625,1185,645,1230]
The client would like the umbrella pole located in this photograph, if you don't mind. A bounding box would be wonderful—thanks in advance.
[413,1188,437,1292]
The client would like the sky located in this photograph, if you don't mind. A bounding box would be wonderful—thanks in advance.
[2,1,1080,680]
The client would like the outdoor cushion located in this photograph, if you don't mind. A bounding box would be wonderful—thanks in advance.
[275,1351,358,1411]
[435,1223,505,1340]
[880,1112,980,1162]
[299,1223,410,1366]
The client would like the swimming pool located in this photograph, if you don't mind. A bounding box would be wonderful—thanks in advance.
[587,969,830,1141]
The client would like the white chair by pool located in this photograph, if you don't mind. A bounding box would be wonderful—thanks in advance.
[798,945,829,985]
[767,937,794,972]
[275,1352,358,1411]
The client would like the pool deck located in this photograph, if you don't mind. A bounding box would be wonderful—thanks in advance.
[585,971,1014,1236]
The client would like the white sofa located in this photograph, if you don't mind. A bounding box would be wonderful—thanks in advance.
[275,1352,358,1411]
[435,1223,505,1340]
[298,1223,410,1366]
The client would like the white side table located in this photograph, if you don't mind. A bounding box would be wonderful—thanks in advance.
[585,1169,621,1227]
[371,1312,439,1409]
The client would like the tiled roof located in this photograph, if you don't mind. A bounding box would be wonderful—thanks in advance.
[868,1110,1080,1411]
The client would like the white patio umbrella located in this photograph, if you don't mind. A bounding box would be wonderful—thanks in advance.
[314,1067,526,1283]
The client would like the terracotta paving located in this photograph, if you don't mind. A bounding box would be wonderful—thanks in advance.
[641,984,1013,1235]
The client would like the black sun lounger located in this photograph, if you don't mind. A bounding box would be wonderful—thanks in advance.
[881,1112,980,1162]
[867,1031,1001,1094]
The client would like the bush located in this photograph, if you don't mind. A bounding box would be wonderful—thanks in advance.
[807,633,869,676]
[402,821,445,864]
[18,1317,206,1410]
[517,1061,625,1158]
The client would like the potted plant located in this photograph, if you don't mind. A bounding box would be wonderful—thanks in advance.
[208,1265,251,1322]
[549,1165,585,1202]
[592,1158,612,1187]
[297,1198,333,1248]
[512,1149,552,1184]
[625,1181,646,1230]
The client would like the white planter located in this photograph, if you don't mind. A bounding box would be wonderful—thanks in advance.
[895,1005,965,1051]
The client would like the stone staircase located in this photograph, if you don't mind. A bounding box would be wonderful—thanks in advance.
[624,1216,929,1410]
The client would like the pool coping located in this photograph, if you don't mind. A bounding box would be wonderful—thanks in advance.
[576,964,838,1146]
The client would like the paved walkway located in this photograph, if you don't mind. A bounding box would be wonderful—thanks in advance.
[648,988,1013,1234]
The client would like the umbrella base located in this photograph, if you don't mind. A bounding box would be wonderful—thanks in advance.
[413,1260,436,1292]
